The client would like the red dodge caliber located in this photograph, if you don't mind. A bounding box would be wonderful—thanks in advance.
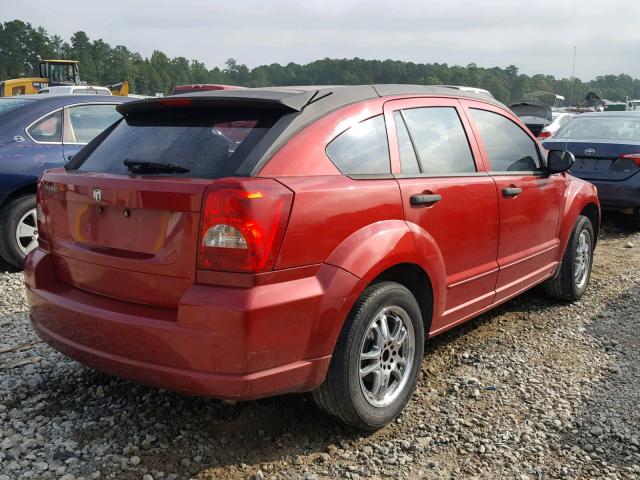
[25,86,600,430]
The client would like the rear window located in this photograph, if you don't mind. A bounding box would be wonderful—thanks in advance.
[555,116,640,141]
[0,98,32,113]
[68,109,280,178]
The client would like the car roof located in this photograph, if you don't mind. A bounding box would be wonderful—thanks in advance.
[119,85,508,177]
[0,94,133,126]
[1,94,127,103]
[576,111,640,117]
[121,84,505,116]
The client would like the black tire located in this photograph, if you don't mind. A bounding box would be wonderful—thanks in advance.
[313,281,425,430]
[543,215,594,301]
[633,211,640,230]
[0,194,37,269]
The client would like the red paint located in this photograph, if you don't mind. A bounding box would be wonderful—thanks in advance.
[26,91,600,401]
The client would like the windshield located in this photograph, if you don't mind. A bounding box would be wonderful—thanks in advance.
[554,116,640,141]
[0,98,32,113]
[68,109,279,178]
[49,63,80,84]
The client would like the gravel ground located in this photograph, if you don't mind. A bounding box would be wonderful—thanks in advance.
[1,213,639,480]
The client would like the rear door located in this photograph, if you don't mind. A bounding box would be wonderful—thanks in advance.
[384,98,499,332]
[61,103,122,161]
[463,100,565,302]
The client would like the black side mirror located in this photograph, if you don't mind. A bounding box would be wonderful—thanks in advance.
[547,149,575,173]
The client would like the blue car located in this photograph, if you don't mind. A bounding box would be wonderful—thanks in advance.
[0,94,132,267]
[544,111,640,221]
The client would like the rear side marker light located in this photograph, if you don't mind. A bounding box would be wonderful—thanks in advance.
[198,178,293,273]
[36,179,51,250]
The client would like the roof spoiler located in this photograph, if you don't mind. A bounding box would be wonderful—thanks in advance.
[508,101,553,122]
[117,89,320,116]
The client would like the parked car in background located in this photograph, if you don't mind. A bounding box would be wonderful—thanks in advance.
[537,112,574,140]
[170,84,245,95]
[509,101,552,137]
[38,85,113,95]
[0,94,131,267]
[437,85,494,99]
[544,112,640,222]
[26,85,598,430]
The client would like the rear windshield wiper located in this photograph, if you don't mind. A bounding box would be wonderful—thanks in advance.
[123,159,190,173]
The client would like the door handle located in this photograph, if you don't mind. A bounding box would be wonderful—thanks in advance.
[502,187,523,198]
[410,194,442,206]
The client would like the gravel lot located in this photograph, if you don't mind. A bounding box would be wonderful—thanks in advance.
[1,214,639,480]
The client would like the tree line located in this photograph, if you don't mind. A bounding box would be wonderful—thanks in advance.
[2,19,639,104]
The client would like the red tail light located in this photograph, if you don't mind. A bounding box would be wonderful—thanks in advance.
[198,178,294,272]
[537,131,552,140]
[619,153,640,167]
[36,178,51,251]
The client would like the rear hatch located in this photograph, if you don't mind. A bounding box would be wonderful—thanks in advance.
[41,99,286,308]
[509,102,552,137]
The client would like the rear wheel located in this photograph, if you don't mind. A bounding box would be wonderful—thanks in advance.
[313,282,424,430]
[633,210,640,230]
[0,194,38,269]
[543,215,594,301]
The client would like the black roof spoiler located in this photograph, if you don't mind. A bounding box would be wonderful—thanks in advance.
[118,84,507,117]
[117,88,321,115]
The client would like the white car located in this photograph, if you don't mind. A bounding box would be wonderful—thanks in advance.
[437,85,495,99]
[537,112,574,140]
[37,85,112,95]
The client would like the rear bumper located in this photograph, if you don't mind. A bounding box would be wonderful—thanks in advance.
[25,249,362,400]
[589,176,640,208]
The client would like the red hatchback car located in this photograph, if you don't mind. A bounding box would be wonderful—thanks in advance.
[26,85,599,430]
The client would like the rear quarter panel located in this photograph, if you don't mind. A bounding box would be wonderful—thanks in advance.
[556,175,600,259]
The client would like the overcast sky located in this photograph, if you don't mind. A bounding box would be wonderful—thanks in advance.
[5,0,638,80]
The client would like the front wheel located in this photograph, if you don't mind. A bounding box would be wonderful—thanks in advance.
[543,215,594,301]
[313,282,424,430]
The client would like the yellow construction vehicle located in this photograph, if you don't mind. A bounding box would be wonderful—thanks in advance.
[106,81,129,96]
[0,60,128,96]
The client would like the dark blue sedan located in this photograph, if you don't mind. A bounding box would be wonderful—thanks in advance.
[544,112,640,220]
[0,94,132,267]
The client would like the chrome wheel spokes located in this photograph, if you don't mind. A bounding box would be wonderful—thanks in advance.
[574,230,591,289]
[15,208,38,256]
[359,306,415,407]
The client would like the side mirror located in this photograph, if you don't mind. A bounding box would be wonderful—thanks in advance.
[547,149,575,173]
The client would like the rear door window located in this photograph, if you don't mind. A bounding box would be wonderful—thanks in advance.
[64,104,122,144]
[27,110,63,143]
[68,109,281,179]
[471,108,542,171]
[399,107,476,174]
[326,115,390,174]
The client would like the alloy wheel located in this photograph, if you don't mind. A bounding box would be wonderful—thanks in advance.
[15,208,38,256]
[358,305,415,408]
[574,229,591,289]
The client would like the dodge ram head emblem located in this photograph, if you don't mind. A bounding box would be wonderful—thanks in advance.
[92,188,102,203]
[584,148,596,156]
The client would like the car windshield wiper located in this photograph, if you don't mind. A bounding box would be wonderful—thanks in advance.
[123,159,189,173]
